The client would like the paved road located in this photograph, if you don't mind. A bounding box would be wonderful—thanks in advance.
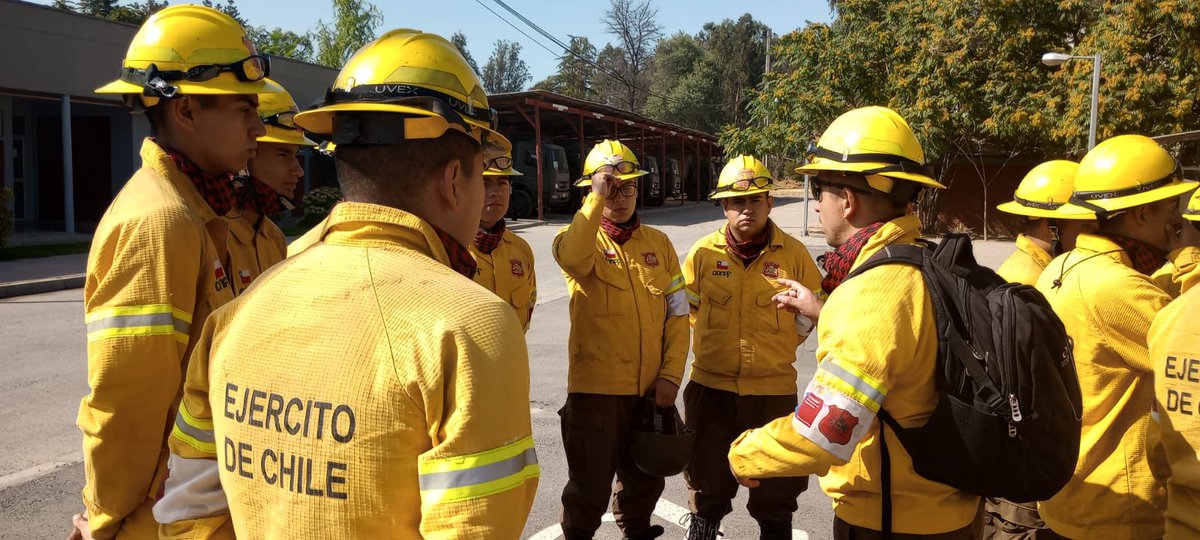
[0,197,1017,539]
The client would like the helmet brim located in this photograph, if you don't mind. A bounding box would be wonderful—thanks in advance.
[258,132,318,147]
[996,200,1095,220]
[483,167,523,177]
[1060,180,1198,215]
[294,102,512,155]
[709,185,773,200]
[796,159,946,189]
[96,77,279,96]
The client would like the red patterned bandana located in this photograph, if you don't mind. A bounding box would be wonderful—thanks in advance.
[819,221,885,294]
[474,219,506,255]
[163,147,238,215]
[237,176,289,215]
[601,212,642,245]
[433,227,479,278]
[1105,234,1167,276]
[726,222,772,267]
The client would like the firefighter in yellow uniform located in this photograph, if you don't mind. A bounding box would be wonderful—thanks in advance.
[995,160,1096,286]
[1034,135,1199,539]
[728,107,980,539]
[554,139,689,540]
[154,30,538,539]
[1152,192,1200,539]
[681,155,822,539]
[1151,189,1200,298]
[470,153,536,330]
[225,80,316,294]
[72,6,274,539]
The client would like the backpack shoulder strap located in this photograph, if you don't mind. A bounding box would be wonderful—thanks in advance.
[844,241,930,282]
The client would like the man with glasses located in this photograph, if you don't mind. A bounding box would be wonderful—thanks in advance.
[470,152,537,330]
[728,107,980,539]
[224,80,316,295]
[553,139,689,540]
[72,5,275,539]
[680,155,822,540]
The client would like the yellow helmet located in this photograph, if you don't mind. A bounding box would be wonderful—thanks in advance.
[996,160,1092,220]
[575,139,648,187]
[483,153,523,177]
[711,155,773,200]
[1184,186,1200,223]
[1059,134,1199,218]
[293,29,510,157]
[796,106,945,192]
[257,79,316,146]
[96,4,276,102]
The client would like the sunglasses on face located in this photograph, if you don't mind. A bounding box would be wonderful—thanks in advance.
[810,179,872,200]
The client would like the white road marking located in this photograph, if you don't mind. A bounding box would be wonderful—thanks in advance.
[0,451,83,491]
[528,497,808,539]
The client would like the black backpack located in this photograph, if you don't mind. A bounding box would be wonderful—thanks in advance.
[843,234,1083,535]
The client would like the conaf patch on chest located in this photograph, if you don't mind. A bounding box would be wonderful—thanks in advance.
[604,249,620,265]
[213,260,230,292]
[510,259,525,277]
[762,261,781,278]
[642,252,659,267]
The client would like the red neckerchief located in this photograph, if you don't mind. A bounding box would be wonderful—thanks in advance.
[601,212,641,245]
[819,220,885,294]
[1105,234,1167,276]
[164,147,238,215]
[237,176,288,215]
[433,227,479,278]
[726,223,772,267]
[474,219,506,255]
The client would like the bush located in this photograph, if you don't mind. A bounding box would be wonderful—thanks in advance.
[301,186,343,226]
[0,187,14,248]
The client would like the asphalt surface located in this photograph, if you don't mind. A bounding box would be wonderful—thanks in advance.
[0,197,1015,539]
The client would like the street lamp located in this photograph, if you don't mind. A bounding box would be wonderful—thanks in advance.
[1042,51,1102,149]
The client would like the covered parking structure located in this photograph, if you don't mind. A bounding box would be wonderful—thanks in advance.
[488,90,723,219]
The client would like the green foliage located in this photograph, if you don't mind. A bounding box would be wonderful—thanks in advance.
[451,32,481,76]
[482,40,531,94]
[313,0,383,68]
[301,186,343,226]
[533,36,599,100]
[54,0,167,25]
[248,26,315,63]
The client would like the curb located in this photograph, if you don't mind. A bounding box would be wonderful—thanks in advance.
[0,273,86,299]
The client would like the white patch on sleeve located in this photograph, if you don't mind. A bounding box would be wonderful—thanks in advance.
[153,455,228,524]
[791,375,878,462]
[666,290,689,317]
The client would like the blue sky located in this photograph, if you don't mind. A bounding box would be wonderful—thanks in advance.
[41,0,835,82]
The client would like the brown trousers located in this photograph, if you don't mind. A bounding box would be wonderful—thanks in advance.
[682,382,808,525]
[834,517,978,540]
[559,393,665,539]
[980,498,1048,540]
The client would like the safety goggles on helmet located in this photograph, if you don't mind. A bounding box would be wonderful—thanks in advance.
[119,55,272,98]
[486,156,514,171]
[712,175,772,195]
[806,146,934,179]
[262,110,298,130]
[584,160,639,180]
[1068,159,1183,219]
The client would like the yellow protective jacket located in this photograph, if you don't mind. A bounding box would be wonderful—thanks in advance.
[225,210,287,295]
[1151,267,1200,539]
[1152,246,1200,299]
[286,214,328,258]
[469,228,537,331]
[552,193,689,395]
[1035,233,1170,539]
[683,221,822,395]
[78,139,236,539]
[156,202,538,539]
[996,233,1053,285]
[727,215,979,534]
